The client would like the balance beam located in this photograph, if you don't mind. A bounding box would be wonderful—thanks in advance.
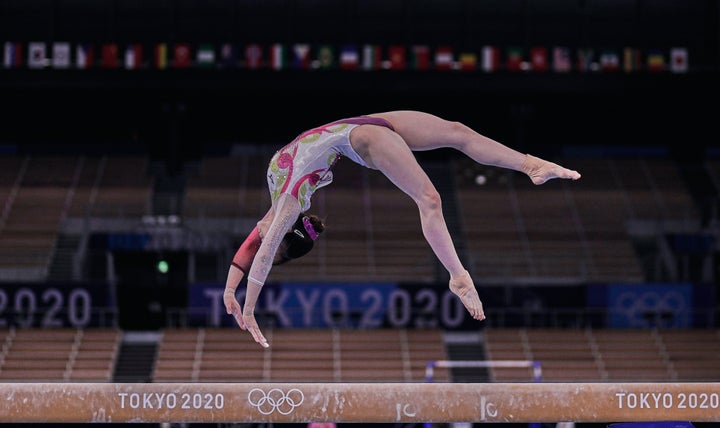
[1,382,718,423]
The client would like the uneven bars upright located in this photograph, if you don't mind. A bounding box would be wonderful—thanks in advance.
[1,382,719,423]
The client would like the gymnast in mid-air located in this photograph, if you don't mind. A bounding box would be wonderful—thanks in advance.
[224,110,581,348]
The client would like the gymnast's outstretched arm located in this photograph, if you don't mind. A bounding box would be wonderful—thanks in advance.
[223,225,262,330]
[242,194,302,348]
[223,207,276,330]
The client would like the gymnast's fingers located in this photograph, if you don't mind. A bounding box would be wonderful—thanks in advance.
[243,314,269,348]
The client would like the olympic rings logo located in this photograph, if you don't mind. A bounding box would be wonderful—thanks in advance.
[613,288,689,327]
[247,388,305,415]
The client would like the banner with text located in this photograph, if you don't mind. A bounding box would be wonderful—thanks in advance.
[0,282,115,328]
[189,281,476,329]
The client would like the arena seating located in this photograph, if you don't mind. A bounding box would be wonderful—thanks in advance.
[0,327,717,383]
[88,156,154,218]
[0,327,120,381]
[0,150,706,286]
[152,327,449,382]
[65,157,103,218]
[454,155,700,284]
[0,155,154,281]
[0,152,714,384]
[170,153,704,285]
[484,328,601,381]
[659,329,720,380]
[0,156,79,281]
[183,155,270,219]
[483,327,720,382]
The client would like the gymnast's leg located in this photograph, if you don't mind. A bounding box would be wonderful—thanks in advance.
[371,110,581,184]
[350,124,485,320]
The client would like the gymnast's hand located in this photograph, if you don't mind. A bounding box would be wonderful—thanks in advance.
[242,309,269,348]
[223,289,247,330]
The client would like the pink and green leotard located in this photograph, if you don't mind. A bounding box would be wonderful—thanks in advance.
[266,116,394,211]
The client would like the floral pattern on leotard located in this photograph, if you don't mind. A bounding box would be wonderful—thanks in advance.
[269,123,346,204]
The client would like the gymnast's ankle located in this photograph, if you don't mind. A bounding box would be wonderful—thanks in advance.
[449,270,472,293]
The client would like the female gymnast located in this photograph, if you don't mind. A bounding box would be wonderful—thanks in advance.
[224,110,581,348]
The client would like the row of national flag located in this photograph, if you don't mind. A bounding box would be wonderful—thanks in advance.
[2,41,690,73]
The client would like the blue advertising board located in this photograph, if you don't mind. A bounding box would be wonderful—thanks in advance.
[586,283,702,328]
[0,282,114,328]
[189,281,473,329]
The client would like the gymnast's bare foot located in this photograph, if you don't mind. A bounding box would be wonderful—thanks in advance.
[521,154,581,185]
[449,270,485,321]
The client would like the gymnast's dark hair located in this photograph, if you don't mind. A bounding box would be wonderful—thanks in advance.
[274,213,325,265]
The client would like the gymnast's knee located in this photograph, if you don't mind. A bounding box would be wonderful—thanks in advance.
[417,186,443,217]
